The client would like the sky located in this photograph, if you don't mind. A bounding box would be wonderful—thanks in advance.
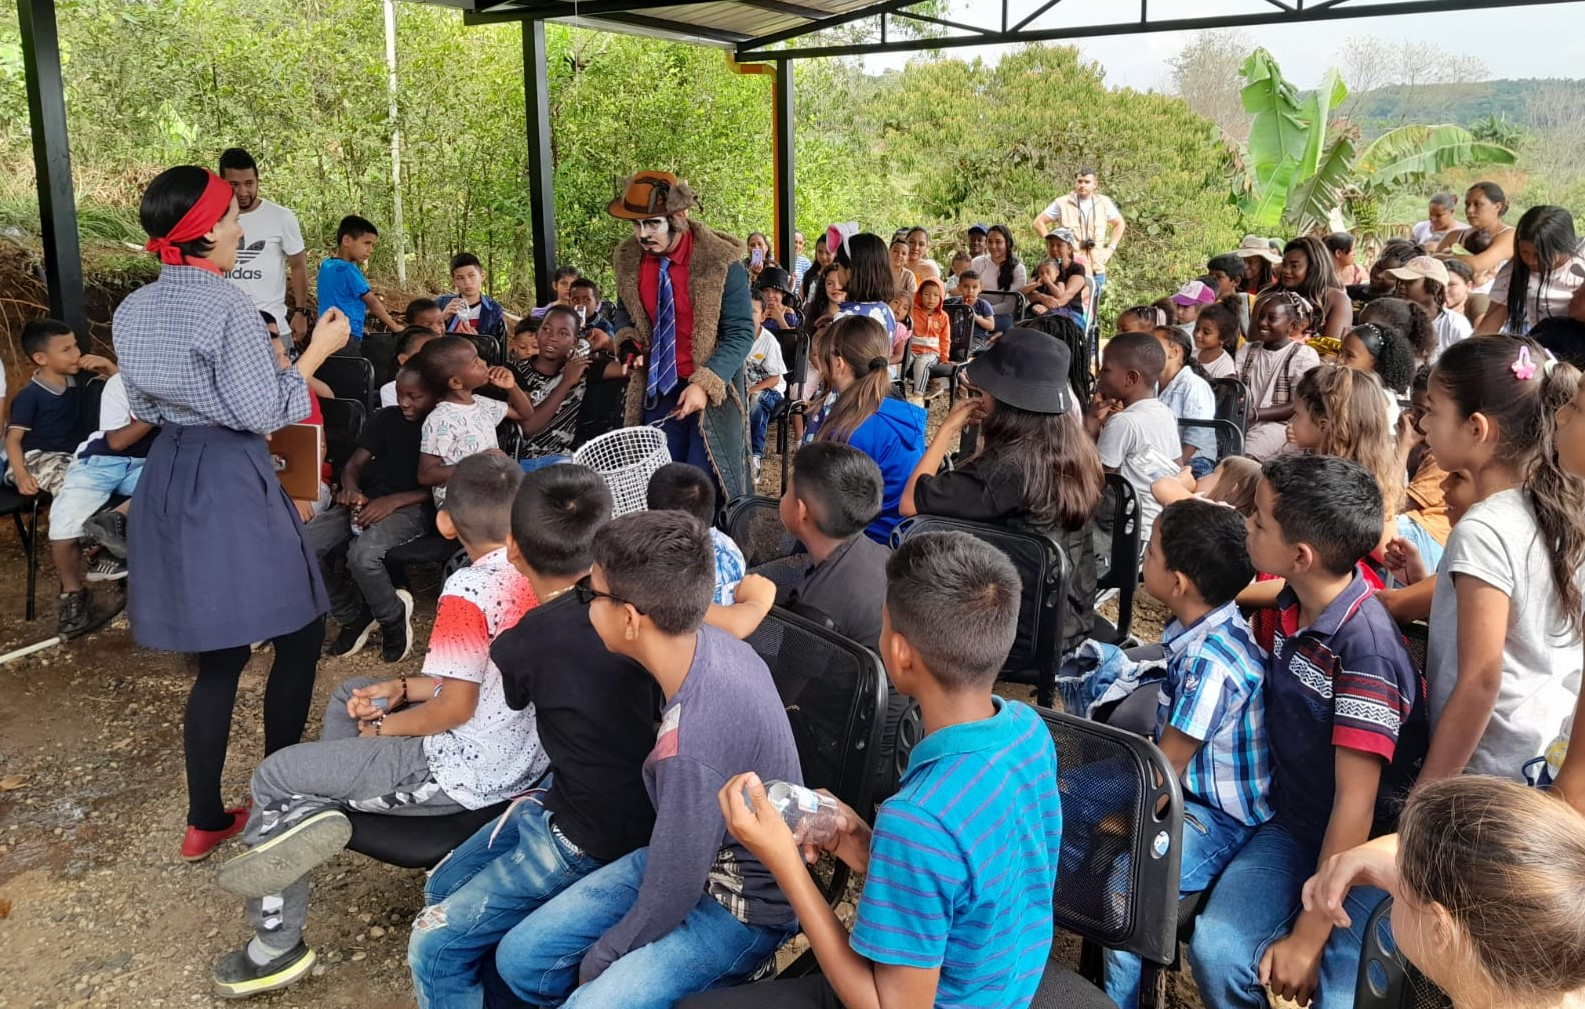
[860,0,1585,88]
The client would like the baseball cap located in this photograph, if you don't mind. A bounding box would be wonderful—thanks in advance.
[1170,280,1218,307]
[967,223,989,235]
[1044,227,1078,245]
[1387,256,1450,286]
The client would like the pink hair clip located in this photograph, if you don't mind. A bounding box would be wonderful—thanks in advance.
[1512,345,1538,381]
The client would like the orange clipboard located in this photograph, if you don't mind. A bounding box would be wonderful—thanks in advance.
[267,423,323,500]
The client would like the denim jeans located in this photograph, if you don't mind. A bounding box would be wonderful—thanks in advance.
[494,847,796,1009]
[409,796,603,1009]
[749,389,784,458]
[1103,799,1256,1009]
[1394,513,1445,581]
[518,455,570,474]
[302,502,431,626]
[1186,820,1386,1009]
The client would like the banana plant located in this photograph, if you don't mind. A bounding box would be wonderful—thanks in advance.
[1231,48,1516,234]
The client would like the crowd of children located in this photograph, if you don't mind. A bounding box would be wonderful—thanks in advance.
[14,187,1585,1009]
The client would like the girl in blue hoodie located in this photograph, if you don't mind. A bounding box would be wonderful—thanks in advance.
[815,314,927,543]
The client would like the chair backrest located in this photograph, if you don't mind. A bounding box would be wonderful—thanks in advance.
[1211,377,1252,434]
[1038,706,1183,966]
[471,334,504,368]
[745,607,888,903]
[943,303,975,363]
[1177,418,1245,463]
[319,355,378,411]
[985,289,1028,320]
[1021,313,1094,401]
[1357,898,1454,1009]
[890,514,1068,695]
[1097,473,1141,642]
[320,397,368,482]
[361,331,400,389]
[720,495,799,569]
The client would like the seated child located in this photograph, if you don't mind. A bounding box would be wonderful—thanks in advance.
[6,318,117,497]
[48,370,157,635]
[567,277,616,353]
[1188,454,1426,1009]
[404,297,444,336]
[308,364,438,662]
[942,249,972,293]
[379,325,438,408]
[1116,305,1165,335]
[746,291,789,476]
[489,510,803,1008]
[417,336,541,507]
[1305,777,1585,1009]
[209,454,546,998]
[685,530,1062,1009]
[1172,279,1219,334]
[1152,456,1262,515]
[948,270,997,350]
[510,306,611,463]
[1235,290,1321,462]
[437,252,507,340]
[905,277,949,403]
[1024,256,1085,322]
[1104,499,1270,1009]
[407,463,662,1009]
[647,462,744,606]
[1086,331,1183,548]
[507,316,539,373]
[1154,325,1217,477]
[1337,321,1416,426]
[756,270,802,334]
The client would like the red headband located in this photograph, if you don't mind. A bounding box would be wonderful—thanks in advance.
[145,170,233,274]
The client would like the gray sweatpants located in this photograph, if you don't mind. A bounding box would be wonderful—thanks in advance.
[242,676,465,952]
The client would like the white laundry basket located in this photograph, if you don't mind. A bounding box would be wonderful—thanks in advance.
[571,425,672,516]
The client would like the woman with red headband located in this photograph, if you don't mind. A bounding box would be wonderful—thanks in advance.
[112,165,350,861]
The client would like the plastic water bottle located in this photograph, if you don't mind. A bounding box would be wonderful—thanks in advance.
[750,780,842,847]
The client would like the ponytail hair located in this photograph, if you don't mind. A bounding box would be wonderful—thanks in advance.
[1432,335,1585,633]
[1293,364,1402,517]
[1348,323,1415,394]
[1398,776,1585,1000]
[1156,326,1211,384]
[1360,297,1437,364]
[816,314,894,445]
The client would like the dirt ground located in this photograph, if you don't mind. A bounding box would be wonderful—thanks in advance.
[0,404,1196,1009]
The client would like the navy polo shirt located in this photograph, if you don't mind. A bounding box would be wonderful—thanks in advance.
[1267,574,1427,848]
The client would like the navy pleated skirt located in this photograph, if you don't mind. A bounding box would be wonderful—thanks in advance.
[127,425,328,653]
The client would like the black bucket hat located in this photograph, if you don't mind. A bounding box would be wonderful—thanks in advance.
[963,329,1074,414]
[753,265,795,297]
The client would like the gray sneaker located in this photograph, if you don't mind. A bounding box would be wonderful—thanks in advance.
[84,552,127,582]
[82,510,128,559]
[215,808,352,899]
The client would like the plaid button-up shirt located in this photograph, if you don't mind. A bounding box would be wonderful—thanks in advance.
[112,266,309,434]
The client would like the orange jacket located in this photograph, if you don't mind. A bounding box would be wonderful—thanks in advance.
[910,278,950,359]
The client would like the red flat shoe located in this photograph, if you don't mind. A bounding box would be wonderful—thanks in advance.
[181,805,250,862]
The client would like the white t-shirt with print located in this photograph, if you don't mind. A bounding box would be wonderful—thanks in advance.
[224,198,305,325]
[1096,398,1181,546]
[1427,487,1582,781]
[420,397,509,506]
[746,327,788,397]
[421,548,548,808]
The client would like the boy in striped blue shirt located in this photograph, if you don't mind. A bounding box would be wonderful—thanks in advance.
[697,531,1063,1009]
[1104,499,1273,1009]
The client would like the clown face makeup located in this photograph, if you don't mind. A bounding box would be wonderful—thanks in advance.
[633,216,678,255]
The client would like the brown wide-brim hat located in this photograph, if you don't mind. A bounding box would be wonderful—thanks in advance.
[608,171,698,220]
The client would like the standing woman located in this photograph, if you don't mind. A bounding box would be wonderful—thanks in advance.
[114,166,350,860]
[971,224,1029,334]
[1437,181,1517,319]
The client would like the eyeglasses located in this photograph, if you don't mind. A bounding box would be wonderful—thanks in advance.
[573,576,641,612]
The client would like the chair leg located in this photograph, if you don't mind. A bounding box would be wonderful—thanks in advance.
[776,413,790,496]
[24,499,39,621]
[1140,963,1167,1009]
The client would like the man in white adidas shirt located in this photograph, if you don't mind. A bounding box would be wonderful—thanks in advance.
[219,148,312,343]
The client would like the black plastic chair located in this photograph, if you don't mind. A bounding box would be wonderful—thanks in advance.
[902,303,976,408]
[984,289,1028,325]
[573,369,630,451]
[1211,377,1252,435]
[1022,312,1095,402]
[891,514,1069,708]
[1356,898,1453,1009]
[380,532,465,592]
[1092,473,1141,646]
[360,331,400,390]
[1030,707,1184,1009]
[1177,417,1245,464]
[346,801,510,869]
[719,495,800,569]
[320,397,367,484]
[318,355,378,412]
[769,332,811,493]
[470,334,504,368]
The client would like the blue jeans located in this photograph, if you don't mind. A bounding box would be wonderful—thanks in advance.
[1103,800,1256,1009]
[494,847,796,1009]
[749,389,783,458]
[409,797,604,1009]
[1187,820,1386,1009]
[1394,513,1445,581]
[645,387,711,475]
[1092,272,1108,314]
[519,455,570,474]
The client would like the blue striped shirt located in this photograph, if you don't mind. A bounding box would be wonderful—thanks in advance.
[1155,602,1274,828]
[851,698,1061,1008]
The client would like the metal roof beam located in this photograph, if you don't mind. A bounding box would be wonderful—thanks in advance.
[736,0,1582,60]
[742,0,834,20]
[729,0,918,50]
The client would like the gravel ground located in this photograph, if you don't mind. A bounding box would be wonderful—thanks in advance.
[0,397,1203,1009]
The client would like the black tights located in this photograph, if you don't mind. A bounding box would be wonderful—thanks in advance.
[186,615,325,829]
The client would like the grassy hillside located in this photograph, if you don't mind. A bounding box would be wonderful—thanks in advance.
[1345,78,1585,133]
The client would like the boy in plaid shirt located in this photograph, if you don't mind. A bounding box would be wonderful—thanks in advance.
[1104,498,1272,1009]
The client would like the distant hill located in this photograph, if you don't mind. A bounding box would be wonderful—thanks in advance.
[1343,78,1585,134]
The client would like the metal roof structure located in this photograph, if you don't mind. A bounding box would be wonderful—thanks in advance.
[16,0,1585,329]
